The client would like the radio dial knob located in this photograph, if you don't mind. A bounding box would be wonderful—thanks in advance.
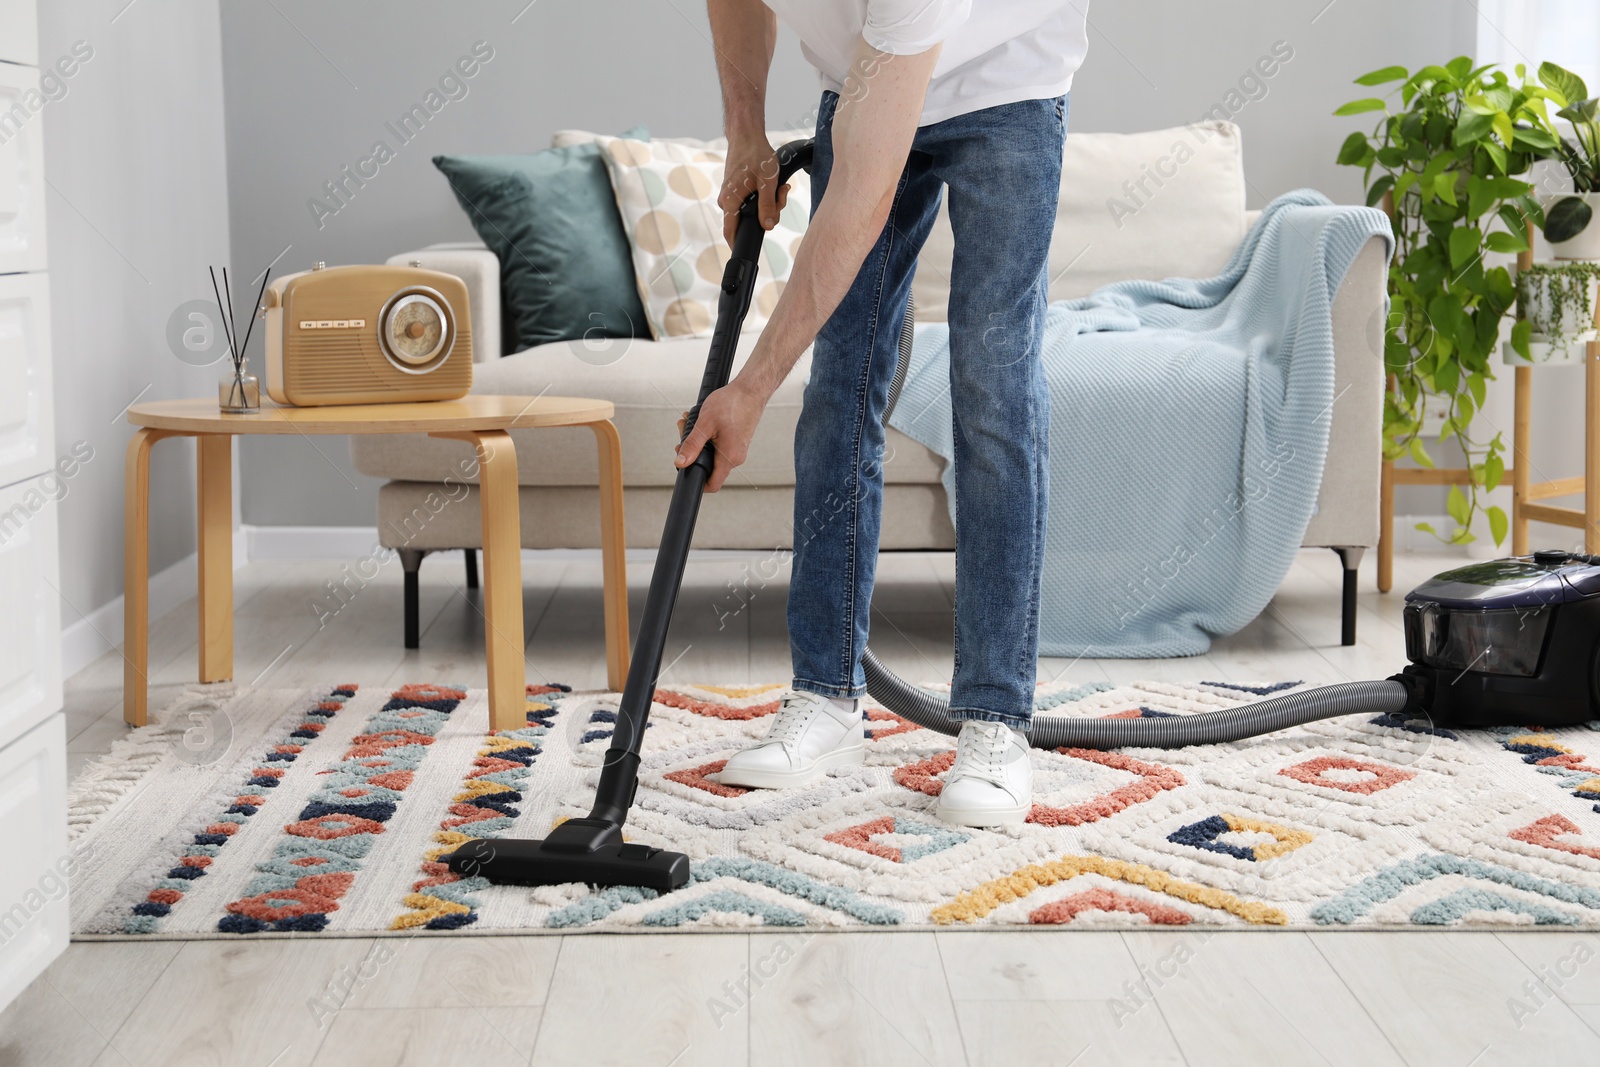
[380,289,451,369]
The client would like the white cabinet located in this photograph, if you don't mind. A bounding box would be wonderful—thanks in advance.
[0,273,53,490]
[0,713,68,1011]
[0,0,38,67]
[0,0,62,1015]
[0,473,61,753]
[0,61,47,274]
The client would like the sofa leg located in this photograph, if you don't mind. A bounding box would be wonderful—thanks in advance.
[399,548,426,650]
[1332,547,1364,647]
[464,548,479,590]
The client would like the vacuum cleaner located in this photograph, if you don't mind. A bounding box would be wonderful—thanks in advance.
[448,138,1600,892]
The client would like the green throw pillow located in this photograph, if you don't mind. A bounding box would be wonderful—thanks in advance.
[433,128,649,352]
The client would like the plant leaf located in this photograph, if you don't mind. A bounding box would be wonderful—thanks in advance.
[1486,230,1529,253]
[1487,505,1509,546]
[1539,61,1588,107]
[1449,226,1481,269]
[1485,451,1505,492]
[1337,131,1370,166]
[1454,109,1494,145]
[1545,196,1595,243]
[1467,371,1488,408]
[1466,174,1493,220]
[1356,65,1409,86]
[1335,98,1388,116]
[1516,194,1546,228]
[1492,111,1515,147]
[1447,485,1470,525]
[1487,176,1533,197]
[1512,125,1559,151]
[1427,293,1464,338]
[1497,202,1531,236]
[1512,319,1532,360]
[1409,435,1435,468]
[1559,98,1600,125]
[1482,139,1507,173]
[1366,174,1396,208]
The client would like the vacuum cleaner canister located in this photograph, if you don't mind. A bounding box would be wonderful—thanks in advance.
[1401,550,1600,728]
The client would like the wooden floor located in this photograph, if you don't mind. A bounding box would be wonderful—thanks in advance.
[5,547,1600,1066]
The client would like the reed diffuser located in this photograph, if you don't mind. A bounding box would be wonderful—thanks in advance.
[213,265,271,414]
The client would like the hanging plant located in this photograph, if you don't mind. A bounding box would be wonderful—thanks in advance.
[1515,260,1600,361]
[1334,57,1562,545]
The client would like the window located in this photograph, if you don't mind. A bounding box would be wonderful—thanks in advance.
[1476,0,1600,94]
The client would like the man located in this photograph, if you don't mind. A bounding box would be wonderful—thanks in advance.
[678,0,1089,826]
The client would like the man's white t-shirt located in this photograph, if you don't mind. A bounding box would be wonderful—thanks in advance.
[762,0,1090,126]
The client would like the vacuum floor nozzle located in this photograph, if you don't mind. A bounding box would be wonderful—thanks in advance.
[445,835,691,893]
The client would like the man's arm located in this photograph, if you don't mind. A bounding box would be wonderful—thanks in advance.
[708,0,786,238]
[678,34,941,490]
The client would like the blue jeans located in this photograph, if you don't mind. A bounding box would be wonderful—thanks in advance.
[787,91,1066,729]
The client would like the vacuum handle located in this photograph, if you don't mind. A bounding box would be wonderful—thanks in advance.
[680,138,814,449]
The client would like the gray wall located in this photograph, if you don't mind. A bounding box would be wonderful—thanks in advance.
[1068,0,1478,207]
[40,0,232,617]
[216,0,1478,529]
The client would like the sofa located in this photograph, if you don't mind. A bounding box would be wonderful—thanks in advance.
[351,121,1388,648]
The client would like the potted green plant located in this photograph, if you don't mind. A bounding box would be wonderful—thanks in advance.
[1511,260,1600,363]
[1335,58,1561,546]
[1535,62,1600,259]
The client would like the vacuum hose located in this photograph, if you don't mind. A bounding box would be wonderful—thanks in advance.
[858,299,1414,748]
[864,649,1410,748]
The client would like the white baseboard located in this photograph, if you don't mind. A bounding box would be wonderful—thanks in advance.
[60,551,196,679]
[1392,512,1583,558]
[1389,515,1474,556]
[59,529,250,679]
[244,524,383,560]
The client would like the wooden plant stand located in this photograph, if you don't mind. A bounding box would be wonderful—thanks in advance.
[1377,233,1600,589]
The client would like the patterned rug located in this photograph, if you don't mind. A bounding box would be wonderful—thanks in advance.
[66,679,1600,938]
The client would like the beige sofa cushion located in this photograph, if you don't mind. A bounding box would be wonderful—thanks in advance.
[348,331,947,489]
[913,122,1249,320]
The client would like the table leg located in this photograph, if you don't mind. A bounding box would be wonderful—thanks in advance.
[434,430,526,732]
[197,434,234,683]
[1513,365,1532,556]
[588,420,631,692]
[124,429,175,726]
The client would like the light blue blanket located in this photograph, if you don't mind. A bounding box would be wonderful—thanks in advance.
[888,190,1392,657]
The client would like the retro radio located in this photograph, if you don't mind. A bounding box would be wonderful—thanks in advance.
[261,262,473,406]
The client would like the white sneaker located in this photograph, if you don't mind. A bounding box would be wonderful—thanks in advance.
[936,720,1033,827]
[716,690,865,789]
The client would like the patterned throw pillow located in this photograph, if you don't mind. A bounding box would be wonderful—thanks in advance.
[594,134,811,339]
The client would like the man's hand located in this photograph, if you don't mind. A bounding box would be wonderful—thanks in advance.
[674,379,767,492]
[720,136,790,247]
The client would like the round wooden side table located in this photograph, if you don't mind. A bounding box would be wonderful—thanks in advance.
[123,395,630,732]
